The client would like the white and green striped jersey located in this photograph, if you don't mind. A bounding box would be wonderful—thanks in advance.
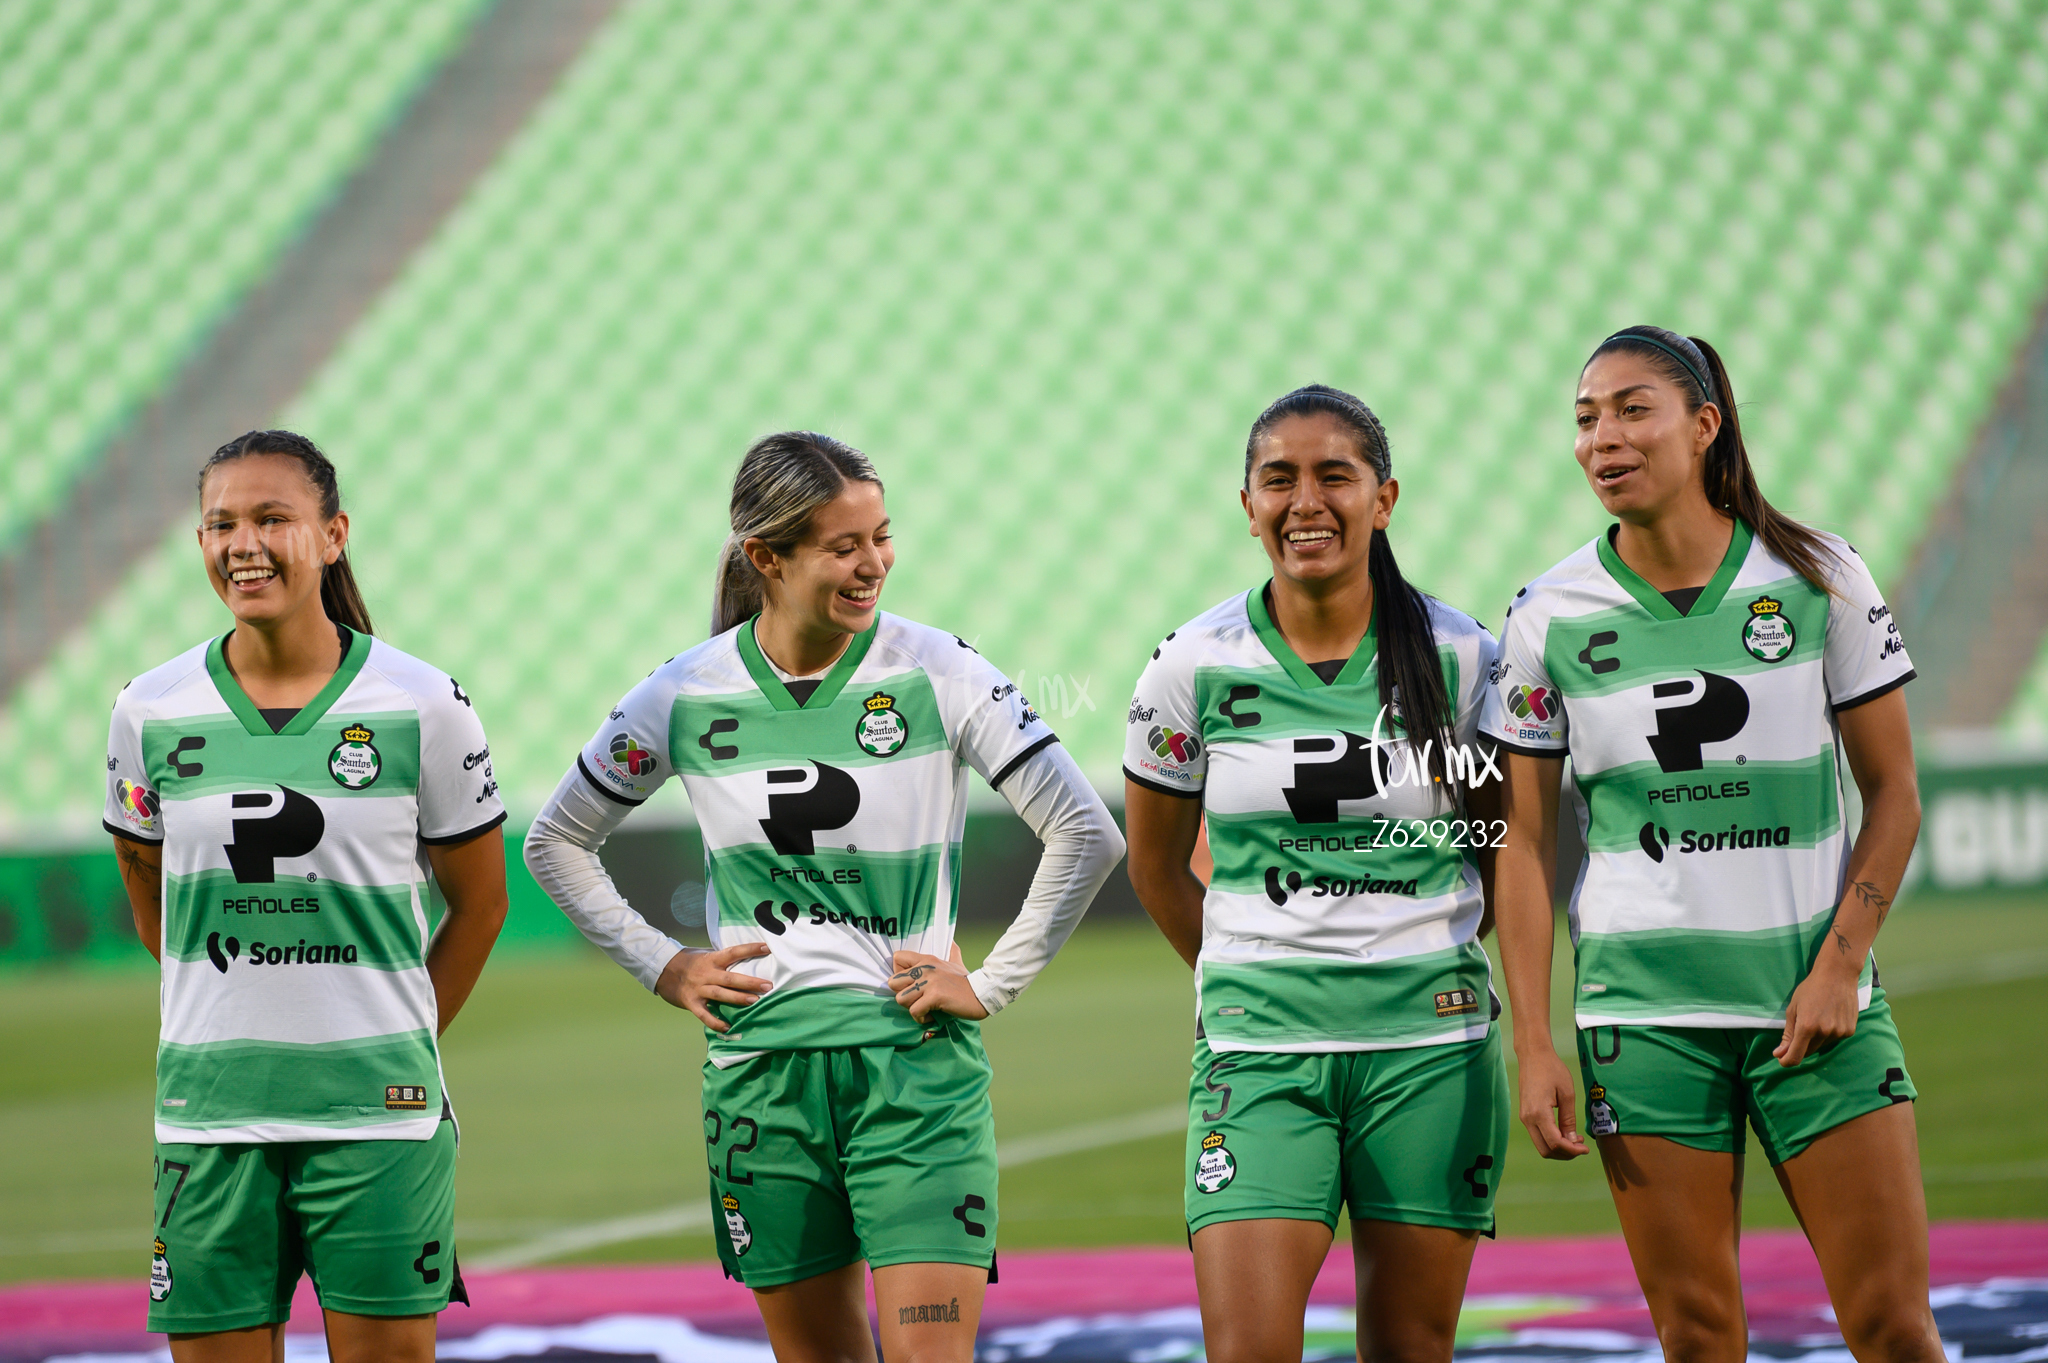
[105,629,505,1144]
[579,612,1054,1060]
[1477,521,1915,1029]
[1123,585,1500,1053]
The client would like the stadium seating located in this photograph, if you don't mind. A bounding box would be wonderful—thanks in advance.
[3,0,2046,839]
[0,0,486,550]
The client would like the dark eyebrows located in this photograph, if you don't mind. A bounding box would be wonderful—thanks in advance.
[201,500,298,520]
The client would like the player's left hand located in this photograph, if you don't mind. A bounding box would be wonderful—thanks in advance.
[1774,954,1861,1066]
[889,948,988,1022]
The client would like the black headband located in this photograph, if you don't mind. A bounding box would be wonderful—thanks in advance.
[1604,330,1716,404]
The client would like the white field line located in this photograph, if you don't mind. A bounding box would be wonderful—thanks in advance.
[468,1102,1186,1270]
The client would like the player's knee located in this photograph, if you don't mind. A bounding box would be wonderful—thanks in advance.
[1650,1299,1748,1363]
[1201,1322,1302,1363]
[1836,1296,1942,1363]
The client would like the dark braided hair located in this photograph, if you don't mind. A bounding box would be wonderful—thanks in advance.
[1587,326,1839,595]
[199,430,375,635]
[1244,385,1459,789]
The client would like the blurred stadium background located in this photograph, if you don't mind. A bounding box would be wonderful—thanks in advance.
[3,0,2048,1343]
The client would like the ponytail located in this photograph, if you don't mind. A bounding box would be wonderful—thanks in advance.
[710,535,760,638]
[710,431,882,637]
[1246,385,1459,791]
[1589,327,1840,595]
[199,429,374,635]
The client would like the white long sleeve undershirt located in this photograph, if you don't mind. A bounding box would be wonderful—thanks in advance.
[521,743,1124,1016]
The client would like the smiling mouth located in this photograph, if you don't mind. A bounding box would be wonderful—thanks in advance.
[840,585,878,606]
[228,566,277,588]
[1285,529,1336,547]
[1595,465,1636,487]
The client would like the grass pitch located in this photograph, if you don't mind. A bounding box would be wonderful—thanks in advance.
[3,893,2044,1285]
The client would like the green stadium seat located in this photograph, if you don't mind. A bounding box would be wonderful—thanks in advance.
[4,0,2048,838]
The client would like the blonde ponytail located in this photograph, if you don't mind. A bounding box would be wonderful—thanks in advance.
[708,432,882,638]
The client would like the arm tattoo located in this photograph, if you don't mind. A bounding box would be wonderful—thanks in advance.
[1849,879,1892,929]
[116,839,161,905]
[1831,926,1854,957]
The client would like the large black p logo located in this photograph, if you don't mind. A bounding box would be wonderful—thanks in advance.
[1281,731,1379,824]
[223,786,324,883]
[1646,672,1749,773]
[759,762,860,856]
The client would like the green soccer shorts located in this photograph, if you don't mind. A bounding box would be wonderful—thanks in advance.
[1575,990,1916,1164]
[702,1017,999,1288]
[1183,1027,1509,1236]
[147,1120,461,1334]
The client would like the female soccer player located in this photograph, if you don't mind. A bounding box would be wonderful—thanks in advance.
[1485,327,1936,1362]
[523,431,1123,1363]
[106,430,509,1363]
[1123,386,1507,1363]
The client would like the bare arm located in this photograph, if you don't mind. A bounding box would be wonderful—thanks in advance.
[112,834,164,963]
[1125,781,1205,968]
[1496,750,1585,1159]
[1776,687,1921,1065]
[1465,757,1501,940]
[424,826,509,1035]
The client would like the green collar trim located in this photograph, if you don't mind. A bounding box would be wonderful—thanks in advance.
[1597,519,1754,621]
[207,626,370,738]
[1246,582,1377,690]
[737,616,878,711]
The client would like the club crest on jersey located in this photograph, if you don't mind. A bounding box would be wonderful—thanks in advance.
[855,690,909,757]
[1741,595,1795,663]
[721,1193,753,1256]
[150,1237,172,1301]
[1194,1130,1236,1193]
[328,724,381,790]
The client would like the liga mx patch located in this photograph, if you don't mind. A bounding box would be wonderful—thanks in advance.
[1434,988,1479,1017]
[386,1085,430,1111]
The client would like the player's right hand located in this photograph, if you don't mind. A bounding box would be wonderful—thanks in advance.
[656,942,771,1032]
[1517,1046,1588,1160]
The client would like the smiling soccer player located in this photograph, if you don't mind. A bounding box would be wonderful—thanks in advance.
[106,430,508,1363]
[1484,328,1936,1363]
[1123,386,1508,1363]
[522,430,1122,1363]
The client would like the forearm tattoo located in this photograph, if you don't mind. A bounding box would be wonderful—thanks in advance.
[1849,878,1892,929]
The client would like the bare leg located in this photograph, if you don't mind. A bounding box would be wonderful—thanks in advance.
[872,1261,989,1363]
[1352,1220,1480,1363]
[752,1260,878,1363]
[1773,1104,1942,1363]
[321,1310,435,1363]
[1191,1218,1334,1363]
[168,1325,284,1363]
[1597,1134,1747,1363]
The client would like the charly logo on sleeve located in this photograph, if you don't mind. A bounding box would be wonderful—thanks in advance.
[116,778,161,832]
[1741,595,1796,663]
[328,724,381,790]
[854,690,909,757]
[1194,1130,1236,1193]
